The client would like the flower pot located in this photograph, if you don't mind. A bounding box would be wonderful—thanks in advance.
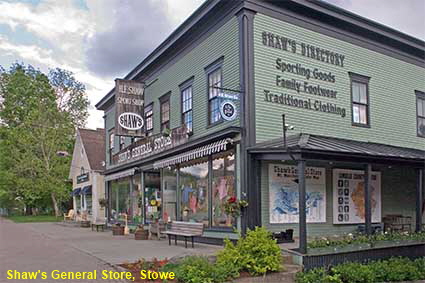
[135,229,149,240]
[112,226,125,236]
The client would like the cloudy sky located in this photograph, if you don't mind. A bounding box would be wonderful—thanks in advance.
[1,0,424,129]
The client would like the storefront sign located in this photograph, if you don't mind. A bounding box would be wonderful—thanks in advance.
[332,169,381,224]
[115,79,145,137]
[112,126,188,165]
[76,173,89,184]
[269,164,326,223]
[220,101,237,121]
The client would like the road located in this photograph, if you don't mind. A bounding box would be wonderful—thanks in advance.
[0,218,128,283]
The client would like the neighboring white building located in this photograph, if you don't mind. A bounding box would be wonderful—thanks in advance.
[69,128,106,221]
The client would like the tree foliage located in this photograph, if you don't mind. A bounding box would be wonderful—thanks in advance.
[0,63,89,215]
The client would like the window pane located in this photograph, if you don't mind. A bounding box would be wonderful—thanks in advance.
[209,69,221,99]
[353,104,368,124]
[162,169,177,222]
[418,98,425,117]
[352,82,367,104]
[109,178,131,222]
[184,111,193,132]
[210,97,221,124]
[212,151,236,227]
[418,117,425,136]
[180,160,209,226]
[352,82,360,103]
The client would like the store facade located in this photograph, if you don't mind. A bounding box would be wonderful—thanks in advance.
[96,0,425,244]
[69,128,106,221]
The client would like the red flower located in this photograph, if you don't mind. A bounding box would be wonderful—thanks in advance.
[228,196,237,203]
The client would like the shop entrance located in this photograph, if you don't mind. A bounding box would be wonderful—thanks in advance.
[144,171,161,223]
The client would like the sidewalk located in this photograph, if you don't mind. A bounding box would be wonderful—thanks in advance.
[26,222,220,264]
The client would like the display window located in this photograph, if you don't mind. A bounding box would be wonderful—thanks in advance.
[144,172,161,223]
[109,177,131,222]
[162,168,177,222]
[180,158,209,226]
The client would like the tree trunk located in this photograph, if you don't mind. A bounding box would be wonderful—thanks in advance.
[51,192,60,217]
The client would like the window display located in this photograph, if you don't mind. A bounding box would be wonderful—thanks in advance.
[144,172,161,223]
[109,177,131,222]
[212,151,236,227]
[180,159,209,226]
[162,168,177,222]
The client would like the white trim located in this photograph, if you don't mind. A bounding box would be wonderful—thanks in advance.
[104,168,136,181]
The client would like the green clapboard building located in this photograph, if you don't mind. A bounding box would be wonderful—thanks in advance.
[96,0,425,247]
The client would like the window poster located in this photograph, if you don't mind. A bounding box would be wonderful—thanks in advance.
[269,164,326,223]
[332,169,381,224]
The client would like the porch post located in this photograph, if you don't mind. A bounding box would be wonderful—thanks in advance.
[298,159,307,254]
[416,168,423,232]
[364,164,372,235]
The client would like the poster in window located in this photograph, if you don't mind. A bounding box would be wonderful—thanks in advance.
[269,164,326,223]
[332,169,381,224]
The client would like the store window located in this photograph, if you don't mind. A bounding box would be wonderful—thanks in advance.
[162,168,177,222]
[212,150,236,227]
[75,195,81,212]
[132,174,142,224]
[160,93,171,132]
[181,86,193,134]
[208,68,222,124]
[145,103,154,136]
[416,91,425,137]
[144,172,161,223]
[109,178,131,222]
[350,73,370,127]
[180,158,209,226]
[84,194,92,214]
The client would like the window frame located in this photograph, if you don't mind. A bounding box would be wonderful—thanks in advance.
[416,90,425,138]
[144,103,154,136]
[180,77,194,135]
[349,72,371,128]
[160,92,171,132]
[119,136,125,150]
[205,57,224,126]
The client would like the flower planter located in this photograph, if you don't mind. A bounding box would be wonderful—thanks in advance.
[135,229,149,240]
[112,226,125,236]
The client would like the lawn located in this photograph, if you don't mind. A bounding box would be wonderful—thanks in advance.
[7,215,62,223]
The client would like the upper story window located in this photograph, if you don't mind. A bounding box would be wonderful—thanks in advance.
[208,68,222,125]
[416,90,425,137]
[160,93,171,132]
[108,129,114,163]
[144,103,153,136]
[119,136,125,150]
[350,73,370,127]
[180,77,194,134]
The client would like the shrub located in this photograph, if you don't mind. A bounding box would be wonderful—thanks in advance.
[215,239,243,279]
[296,257,425,283]
[237,227,282,275]
[174,256,215,283]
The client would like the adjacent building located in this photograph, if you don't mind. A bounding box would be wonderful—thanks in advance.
[69,128,106,221]
[95,0,425,246]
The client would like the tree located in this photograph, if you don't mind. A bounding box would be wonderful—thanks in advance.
[0,63,89,216]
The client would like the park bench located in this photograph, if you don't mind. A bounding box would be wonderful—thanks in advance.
[163,221,204,248]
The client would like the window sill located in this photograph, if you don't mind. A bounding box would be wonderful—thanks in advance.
[206,120,224,129]
[352,123,370,128]
[204,227,236,233]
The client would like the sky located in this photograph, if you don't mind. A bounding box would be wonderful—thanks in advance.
[0,0,424,129]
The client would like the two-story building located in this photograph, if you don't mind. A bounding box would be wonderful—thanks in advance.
[96,0,425,246]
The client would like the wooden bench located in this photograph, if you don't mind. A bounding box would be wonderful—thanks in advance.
[91,218,106,232]
[163,221,204,248]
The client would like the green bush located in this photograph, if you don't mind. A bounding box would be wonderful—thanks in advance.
[215,239,243,279]
[174,256,215,283]
[296,257,425,283]
[238,227,282,275]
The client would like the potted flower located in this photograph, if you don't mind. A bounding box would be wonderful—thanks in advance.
[98,198,108,208]
[224,196,249,219]
[134,225,148,240]
[112,222,125,236]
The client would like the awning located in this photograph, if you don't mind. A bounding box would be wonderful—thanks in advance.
[104,168,136,181]
[154,138,232,169]
[82,185,92,195]
[73,188,81,196]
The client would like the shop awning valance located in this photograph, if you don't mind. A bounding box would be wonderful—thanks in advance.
[82,185,92,195]
[105,168,136,181]
[154,138,233,169]
[73,188,81,196]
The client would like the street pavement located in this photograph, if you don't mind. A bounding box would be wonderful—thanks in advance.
[0,218,219,283]
[0,217,131,283]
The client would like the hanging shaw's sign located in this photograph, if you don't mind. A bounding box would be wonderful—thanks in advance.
[115,79,145,137]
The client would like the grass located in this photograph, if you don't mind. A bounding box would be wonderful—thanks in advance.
[7,215,62,223]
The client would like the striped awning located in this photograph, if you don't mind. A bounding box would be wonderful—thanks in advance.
[154,138,232,169]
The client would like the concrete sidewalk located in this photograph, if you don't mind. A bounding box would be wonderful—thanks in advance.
[26,222,220,264]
